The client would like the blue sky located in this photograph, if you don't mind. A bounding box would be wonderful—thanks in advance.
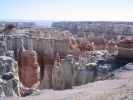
[0,0,133,21]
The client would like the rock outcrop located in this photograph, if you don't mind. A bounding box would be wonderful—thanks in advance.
[52,54,75,90]
[52,52,63,90]
[117,37,133,59]
[6,36,24,65]
[60,55,75,89]
[76,38,94,52]
[0,51,19,97]
[52,53,99,89]
[87,37,106,50]
[0,40,7,56]
[105,41,118,55]
[73,63,97,86]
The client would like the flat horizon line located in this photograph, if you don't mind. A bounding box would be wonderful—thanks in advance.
[0,19,133,22]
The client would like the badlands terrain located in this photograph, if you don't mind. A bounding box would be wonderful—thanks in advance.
[0,21,133,100]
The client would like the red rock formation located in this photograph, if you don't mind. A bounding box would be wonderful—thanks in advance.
[32,38,71,88]
[117,36,133,58]
[42,39,54,84]
[43,39,70,83]
[20,50,40,88]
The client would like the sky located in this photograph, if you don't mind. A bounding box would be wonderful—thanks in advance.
[0,0,133,21]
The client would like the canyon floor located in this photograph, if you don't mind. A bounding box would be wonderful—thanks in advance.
[2,71,133,100]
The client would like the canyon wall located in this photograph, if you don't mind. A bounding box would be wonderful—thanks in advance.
[0,40,20,97]
[52,22,133,40]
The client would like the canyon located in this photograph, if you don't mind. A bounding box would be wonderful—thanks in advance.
[0,22,133,99]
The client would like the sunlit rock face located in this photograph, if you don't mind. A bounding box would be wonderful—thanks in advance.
[117,37,133,59]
